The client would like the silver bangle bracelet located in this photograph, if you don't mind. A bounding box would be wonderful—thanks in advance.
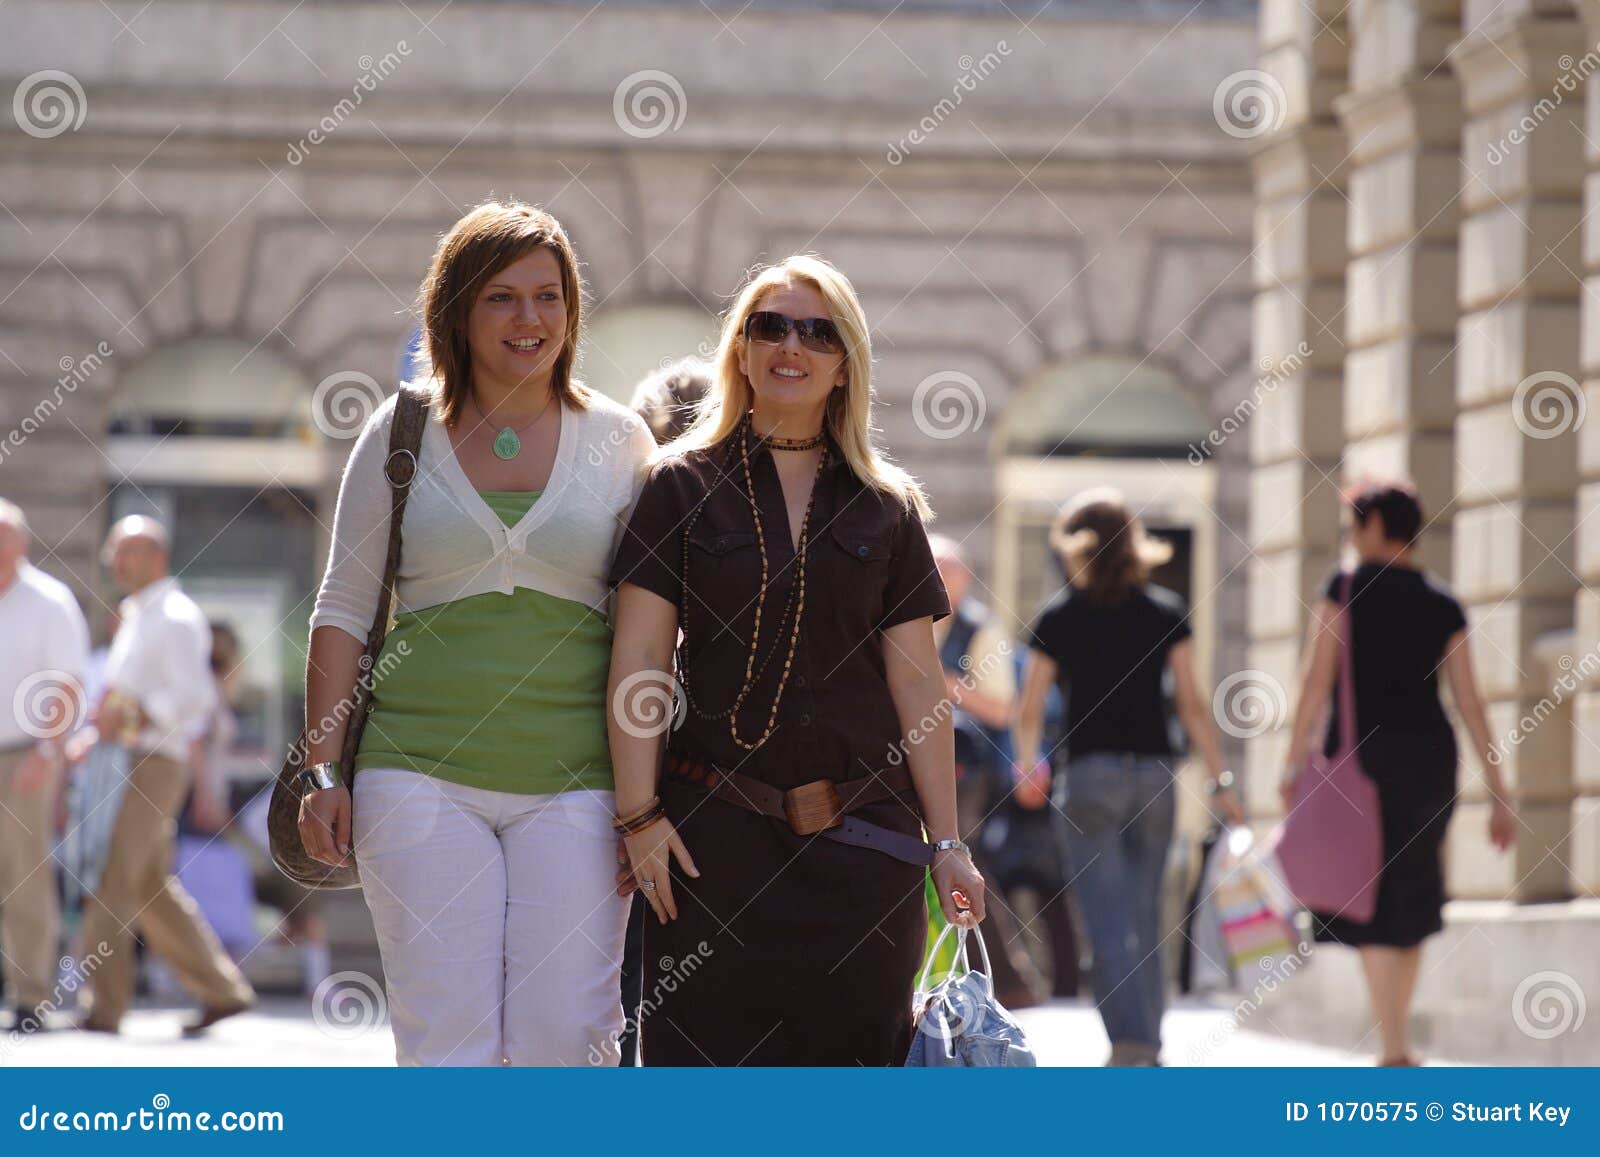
[297,761,343,795]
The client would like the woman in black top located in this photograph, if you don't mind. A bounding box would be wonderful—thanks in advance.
[1014,488,1241,1066]
[1282,477,1515,1066]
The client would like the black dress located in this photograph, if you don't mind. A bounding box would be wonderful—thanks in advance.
[607,430,950,1065]
[1311,563,1467,949]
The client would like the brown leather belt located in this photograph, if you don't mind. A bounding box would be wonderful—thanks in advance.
[663,753,934,867]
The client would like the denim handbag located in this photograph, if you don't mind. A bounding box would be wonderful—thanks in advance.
[905,922,1036,1067]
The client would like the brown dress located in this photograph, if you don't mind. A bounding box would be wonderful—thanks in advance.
[608,428,950,1065]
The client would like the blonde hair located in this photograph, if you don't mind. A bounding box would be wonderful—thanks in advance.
[660,254,932,521]
[410,199,591,426]
[1049,487,1171,604]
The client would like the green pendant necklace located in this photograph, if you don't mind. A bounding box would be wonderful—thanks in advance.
[474,391,555,461]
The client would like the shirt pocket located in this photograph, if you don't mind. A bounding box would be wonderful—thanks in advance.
[823,524,893,624]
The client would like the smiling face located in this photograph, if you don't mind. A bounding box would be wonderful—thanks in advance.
[465,247,568,398]
[736,280,847,429]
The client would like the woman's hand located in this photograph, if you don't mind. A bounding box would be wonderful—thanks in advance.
[1278,759,1302,810]
[615,839,638,898]
[1011,759,1050,810]
[298,785,352,866]
[623,816,700,924]
[931,847,985,928]
[1488,795,1516,852]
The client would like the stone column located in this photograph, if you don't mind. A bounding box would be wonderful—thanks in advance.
[1450,0,1585,901]
[1568,0,1600,899]
[1334,0,1462,579]
[1246,0,1349,817]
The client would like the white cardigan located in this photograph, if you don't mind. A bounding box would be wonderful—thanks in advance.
[310,388,656,642]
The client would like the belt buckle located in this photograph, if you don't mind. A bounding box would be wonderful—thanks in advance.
[784,778,843,836]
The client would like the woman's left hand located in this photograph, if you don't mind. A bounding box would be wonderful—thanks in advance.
[931,847,985,928]
[1488,796,1516,852]
[615,839,638,898]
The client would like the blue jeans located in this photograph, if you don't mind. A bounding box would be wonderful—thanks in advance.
[1051,752,1175,1058]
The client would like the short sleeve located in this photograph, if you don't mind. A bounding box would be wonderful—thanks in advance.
[1437,588,1467,640]
[42,589,90,687]
[876,504,950,632]
[1023,593,1065,660]
[607,458,689,608]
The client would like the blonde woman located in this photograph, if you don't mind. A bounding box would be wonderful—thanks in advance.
[606,255,984,1065]
[300,201,655,1066]
[1012,488,1239,1066]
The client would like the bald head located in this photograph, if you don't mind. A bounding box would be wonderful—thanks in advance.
[0,498,29,581]
[103,515,171,595]
[927,533,970,606]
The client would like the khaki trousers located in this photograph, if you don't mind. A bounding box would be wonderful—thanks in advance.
[80,752,253,1029]
[0,747,61,1011]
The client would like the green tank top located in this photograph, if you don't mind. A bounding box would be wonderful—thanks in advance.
[355,490,614,795]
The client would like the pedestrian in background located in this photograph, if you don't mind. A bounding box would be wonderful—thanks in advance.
[1280,476,1514,1067]
[78,515,256,1036]
[1013,488,1240,1066]
[0,498,89,1034]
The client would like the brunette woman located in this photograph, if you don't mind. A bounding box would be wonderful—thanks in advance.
[299,201,655,1066]
[1281,477,1514,1066]
[1012,488,1240,1066]
[606,254,984,1065]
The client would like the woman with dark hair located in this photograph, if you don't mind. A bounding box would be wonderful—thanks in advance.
[1012,487,1239,1066]
[1281,476,1514,1066]
[298,200,656,1065]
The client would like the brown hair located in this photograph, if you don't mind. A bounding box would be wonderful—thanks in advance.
[1049,487,1172,604]
[411,199,589,426]
[1342,473,1424,544]
[629,357,713,446]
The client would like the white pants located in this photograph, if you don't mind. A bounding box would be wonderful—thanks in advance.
[353,769,628,1067]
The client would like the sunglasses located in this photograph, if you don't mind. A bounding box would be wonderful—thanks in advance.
[742,310,845,355]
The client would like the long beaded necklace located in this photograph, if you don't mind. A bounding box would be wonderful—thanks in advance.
[676,413,828,751]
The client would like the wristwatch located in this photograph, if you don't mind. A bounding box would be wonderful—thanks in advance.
[296,761,343,796]
[933,838,971,856]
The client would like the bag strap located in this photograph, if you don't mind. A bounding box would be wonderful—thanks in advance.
[1335,569,1357,754]
[336,386,428,775]
[915,922,996,1003]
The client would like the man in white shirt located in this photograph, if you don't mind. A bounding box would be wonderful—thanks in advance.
[78,515,255,1036]
[0,499,89,1033]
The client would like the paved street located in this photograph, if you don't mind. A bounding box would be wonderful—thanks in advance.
[3,997,1410,1067]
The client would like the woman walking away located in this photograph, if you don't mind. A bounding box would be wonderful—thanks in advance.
[607,254,984,1065]
[1281,476,1514,1066]
[300,201,655,1066]
[1013,488,1241,1067]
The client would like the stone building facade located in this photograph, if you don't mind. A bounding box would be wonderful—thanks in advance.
[1249,0,1598,1062]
